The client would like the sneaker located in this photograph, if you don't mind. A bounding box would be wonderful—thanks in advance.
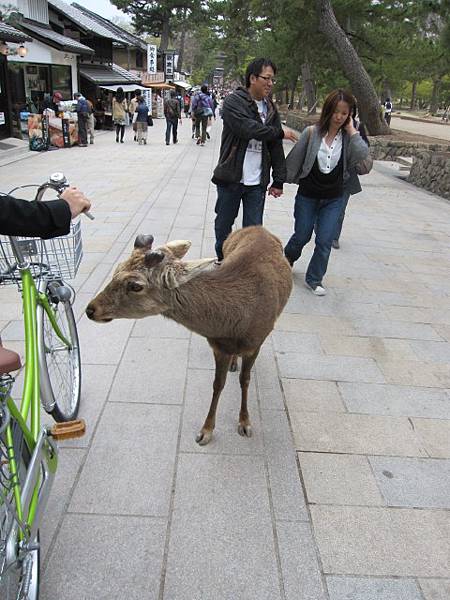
[90,139,94,144]
[166,142,170,145]
[305,282,327,296]
[200,142,205,146]
[332,239,340,249]
[206,132,210,140]
[196,138,201,145]
[214,259,222,267]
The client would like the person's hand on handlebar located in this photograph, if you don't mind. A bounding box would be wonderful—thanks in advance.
[60,187,91,218]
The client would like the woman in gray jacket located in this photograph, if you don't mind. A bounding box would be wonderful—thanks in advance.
[284,89,368,295]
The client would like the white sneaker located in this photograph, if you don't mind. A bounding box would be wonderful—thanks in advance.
[305,282,327,296]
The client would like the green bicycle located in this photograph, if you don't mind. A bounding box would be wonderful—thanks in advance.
[0,173,87,599]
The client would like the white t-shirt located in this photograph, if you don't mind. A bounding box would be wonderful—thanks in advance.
[241,99,268,186]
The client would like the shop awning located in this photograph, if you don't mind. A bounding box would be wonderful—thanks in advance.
[79,63,141,85]
[99,84,148,93]
[173,81,192,90]
[143,82,175,90]
[19,22,94,55]
[0,22,32,43]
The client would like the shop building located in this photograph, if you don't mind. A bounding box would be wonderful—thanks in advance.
[0,21,32,139]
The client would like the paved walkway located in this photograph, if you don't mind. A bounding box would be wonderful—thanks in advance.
[390,115,450,141]
[1,118,449,600]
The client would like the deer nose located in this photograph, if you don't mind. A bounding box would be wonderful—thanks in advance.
[85,304,95,319]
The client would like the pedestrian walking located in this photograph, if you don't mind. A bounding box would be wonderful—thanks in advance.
[128,91,140,141]
[284,89,369,296]
[332,101,370,249]
[134,95,149,145]
[112,87,128,143]
[183,93,190,117]
[74,92,89,147]
[384,97,393,126]
[86,98,95,144]
[212,57,297,262]
[191,85,214,145]
[164,90,182,145]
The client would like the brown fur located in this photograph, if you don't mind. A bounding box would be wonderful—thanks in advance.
[86,226,292,444]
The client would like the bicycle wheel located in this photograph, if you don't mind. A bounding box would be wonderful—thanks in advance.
[38,280,81,422]
[0,423,39,600]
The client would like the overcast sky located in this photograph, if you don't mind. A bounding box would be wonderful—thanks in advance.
[75,0,128,20]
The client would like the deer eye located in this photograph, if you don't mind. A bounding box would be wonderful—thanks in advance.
[127,281,144,293]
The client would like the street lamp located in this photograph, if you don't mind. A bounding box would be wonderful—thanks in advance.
[17,44,27,57]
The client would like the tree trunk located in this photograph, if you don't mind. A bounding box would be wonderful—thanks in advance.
[316,0,389,135]
[301,61,316,113]
[177,26,187,73]
[430,77,441,114]
[160,15,170,53]
[289,79,297,109]
[285,87,289,104]
[410,80,417,110]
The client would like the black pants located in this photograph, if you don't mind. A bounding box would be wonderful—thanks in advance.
[195,115,208,143]
[115,124,125,141]
[78,113,88,145]
[165,118,178,144]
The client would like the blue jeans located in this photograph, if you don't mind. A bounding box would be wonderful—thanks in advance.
[165,118,178,144]
[284,193,344,287]
[214,183,265,260]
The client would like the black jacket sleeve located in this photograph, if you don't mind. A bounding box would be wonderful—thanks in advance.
[268,138,287,189]
[0,196,71,238]
[222,95,284,142]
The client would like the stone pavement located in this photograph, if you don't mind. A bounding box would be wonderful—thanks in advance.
[0,118,449,600]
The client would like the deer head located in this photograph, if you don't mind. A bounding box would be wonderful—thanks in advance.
[86,235,214,322]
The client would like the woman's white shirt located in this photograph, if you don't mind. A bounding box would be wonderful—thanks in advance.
[317,130,342,174]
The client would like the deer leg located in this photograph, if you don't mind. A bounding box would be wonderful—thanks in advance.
[196,349,231,446]
[237,348,260,438]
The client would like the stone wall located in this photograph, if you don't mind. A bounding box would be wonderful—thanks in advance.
[407,152,450,200]
[369,138,450,160]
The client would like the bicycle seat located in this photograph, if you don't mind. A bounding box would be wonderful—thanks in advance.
[0,344,21,374]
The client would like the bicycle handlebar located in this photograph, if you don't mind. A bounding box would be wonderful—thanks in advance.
[37,172,94,220]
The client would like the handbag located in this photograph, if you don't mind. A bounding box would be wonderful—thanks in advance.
[147,114,154,126]
[355,154,373,176]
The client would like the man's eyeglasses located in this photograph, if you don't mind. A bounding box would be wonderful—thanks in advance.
[257,75,277,84]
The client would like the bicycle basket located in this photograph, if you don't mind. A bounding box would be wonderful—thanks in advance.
[0,219,83,288]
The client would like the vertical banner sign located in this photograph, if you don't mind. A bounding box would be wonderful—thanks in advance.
[165,53,174,78]
[142,88,152,114]
[147,44,157,74]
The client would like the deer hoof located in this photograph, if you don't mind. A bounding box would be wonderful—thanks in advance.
[238,424,252,438]
[196,430,213,445]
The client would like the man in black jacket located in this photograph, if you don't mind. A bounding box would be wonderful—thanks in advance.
[212,57,297,261]
[1,187,91,238]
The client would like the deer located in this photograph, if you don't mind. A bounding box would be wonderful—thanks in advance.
[86,226,292,445]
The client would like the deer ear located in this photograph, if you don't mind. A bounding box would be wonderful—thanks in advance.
[134,234,154,249]
[165,240,191,259]
[144,250,165,268]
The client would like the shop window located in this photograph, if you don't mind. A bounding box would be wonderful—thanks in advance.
[51,65,72,100]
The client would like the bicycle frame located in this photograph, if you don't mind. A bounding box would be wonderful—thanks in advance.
[3,265,66,556]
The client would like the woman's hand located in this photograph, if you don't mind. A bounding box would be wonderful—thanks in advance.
[344,120,358,136]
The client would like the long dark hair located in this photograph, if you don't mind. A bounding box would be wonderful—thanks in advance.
[318,89,355,136]
[115,87,125,103]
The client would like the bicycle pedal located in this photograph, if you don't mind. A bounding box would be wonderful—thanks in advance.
[50,419,86,440]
